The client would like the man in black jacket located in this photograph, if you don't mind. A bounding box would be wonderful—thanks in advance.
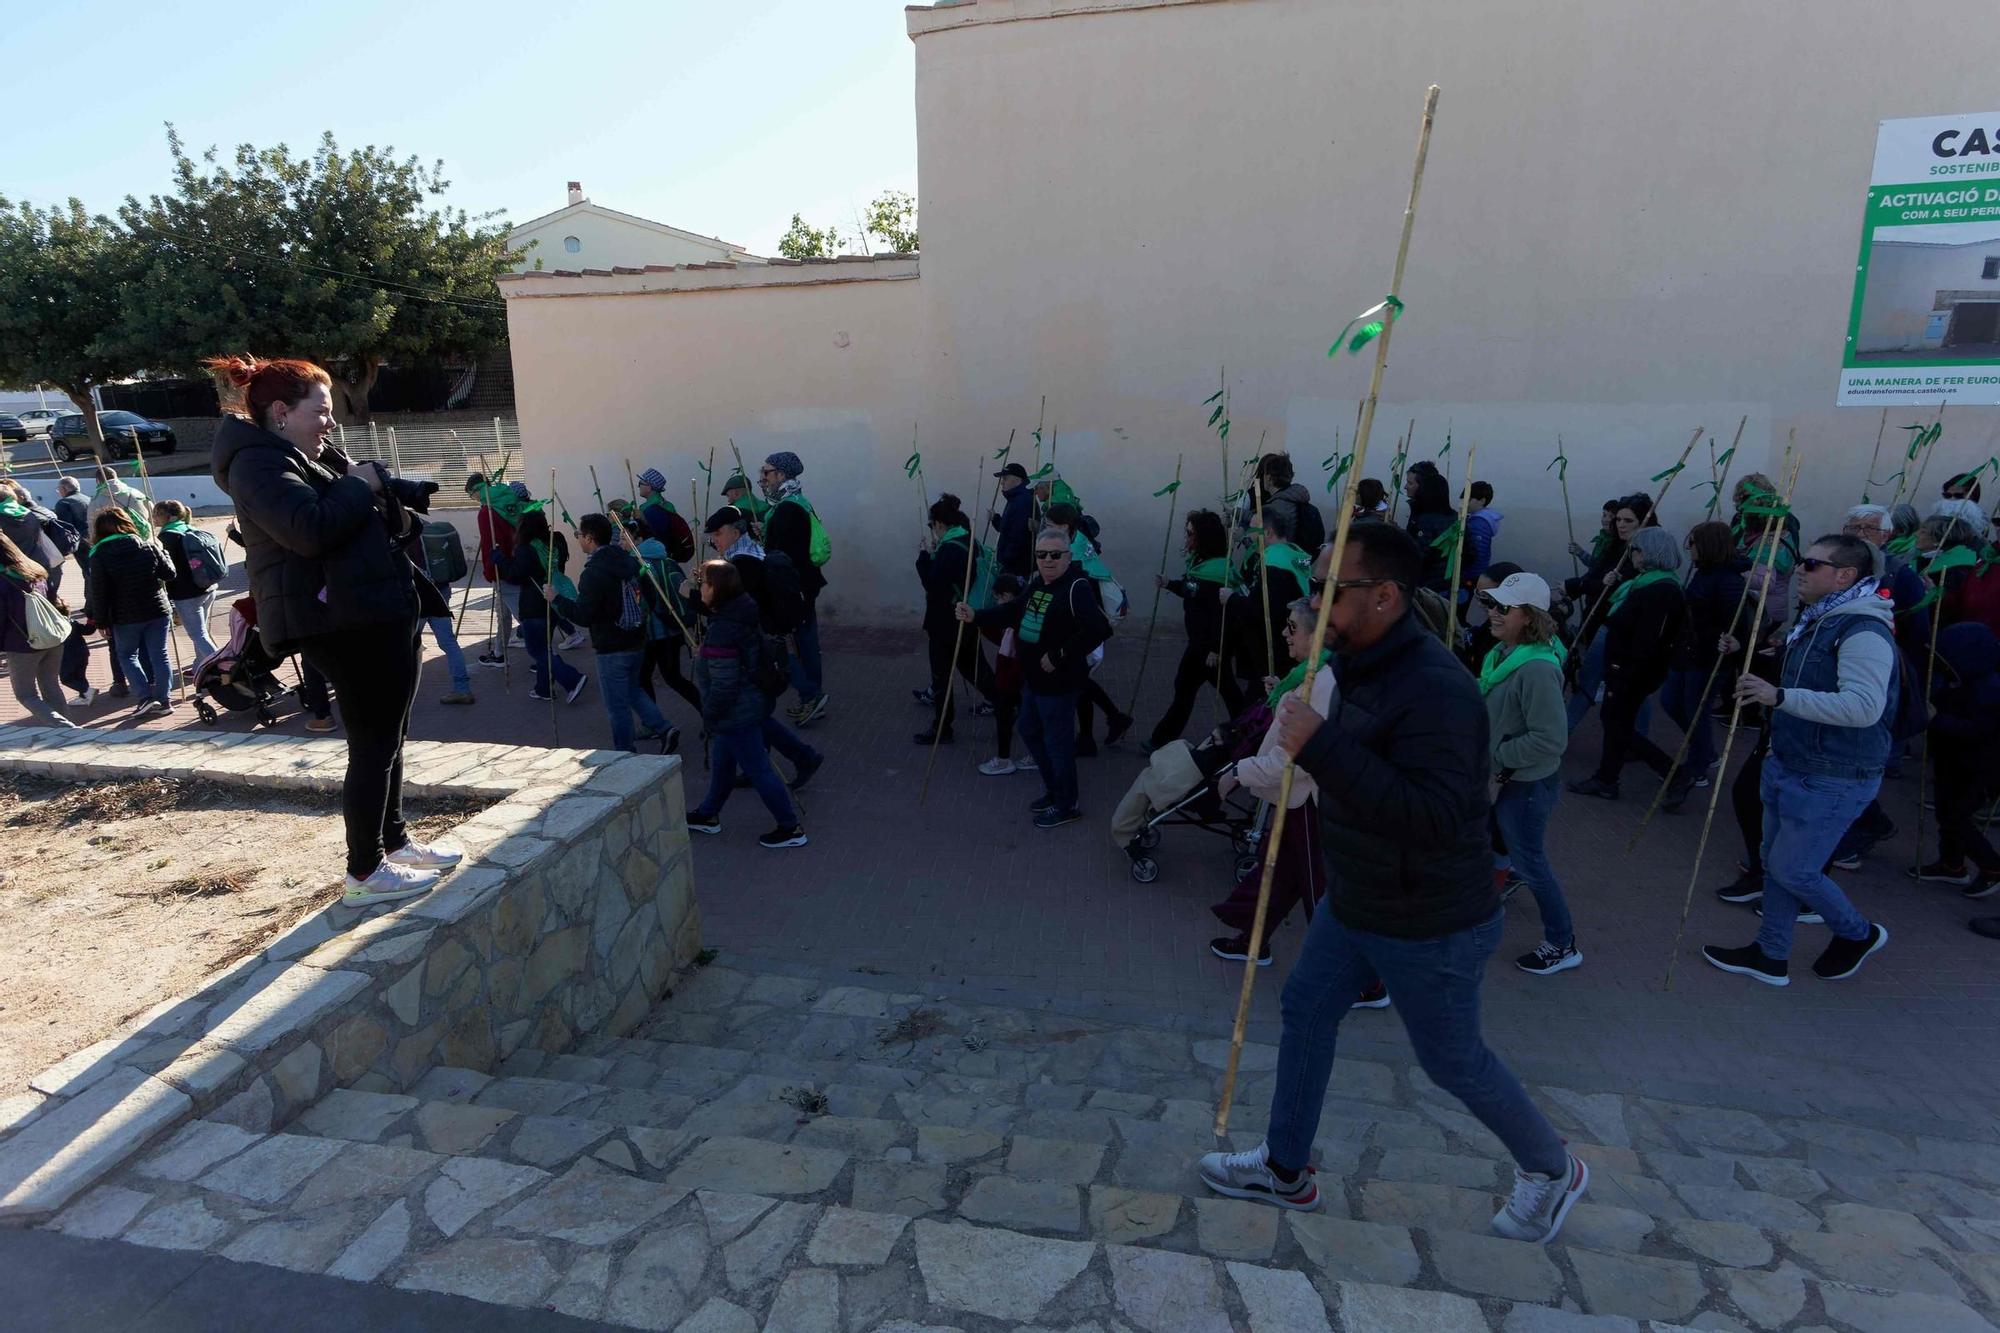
[957,527,1111,828]
[989,462,1035,577]
[758,450,829,726]
[1195,525,1587,1243]
[558,514,677,754]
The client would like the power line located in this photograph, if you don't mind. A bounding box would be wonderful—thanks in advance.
[138,222,508,313]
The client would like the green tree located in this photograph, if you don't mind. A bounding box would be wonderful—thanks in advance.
[862,190,918,254]
[113,127,514,422]
[777,213,841,260]
[0,197,138,455]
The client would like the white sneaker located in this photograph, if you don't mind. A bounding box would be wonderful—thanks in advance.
[558,628,588,651]
[1491,1153,1589,1243]
[73,686,99,706]
[1015,752,1038,771]
[565,674,590,704]
[342,859,440,907]
[387,838,464,870]
[979,757,1018,777]
[1196,1141,1320,1211]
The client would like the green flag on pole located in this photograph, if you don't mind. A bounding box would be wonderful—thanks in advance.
[1328,295,1405,358]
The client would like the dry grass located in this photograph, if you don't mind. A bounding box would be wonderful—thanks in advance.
[879,1007,948,1047]
[160,866,254,900]
[1,774,221,829]
[780,1086,830,1116]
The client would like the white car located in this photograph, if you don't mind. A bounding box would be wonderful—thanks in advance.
[15,409,63,437]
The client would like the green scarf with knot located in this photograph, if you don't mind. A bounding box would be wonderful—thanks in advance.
[1185,555,1229,585]
[1608,567,1674,614]
[1266,651,1332,708]
[1478,640,1567,696]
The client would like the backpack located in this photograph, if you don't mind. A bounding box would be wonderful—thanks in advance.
[752,632,791,699]
[642,499,697,564]
[616,577,645,632]
[942,535,999,612]
[179,526,228,592]
[419,521,467,588]
[781,494,833,567]
[39,510,81,557]
[1292,500,1327,554]
[757,550,808,634]
[14,584,70,650]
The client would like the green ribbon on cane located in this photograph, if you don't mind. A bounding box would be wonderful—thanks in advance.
[994,442,1012,461]
[904,451,922,479]
[1901,421,1943,460]
[1650,461,1685,483]
[1324,454,1353,495]
[1026,464,1054,483]
[1715,446,1736,471]
[1153,479,1181,497]
[1886,532,1919,556]
[1546,452,1568,482]
[1429,519,1462,554]
[1328,295,1405,358]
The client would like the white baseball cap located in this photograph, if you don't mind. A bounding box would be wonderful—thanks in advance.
[1486,571,1551,611]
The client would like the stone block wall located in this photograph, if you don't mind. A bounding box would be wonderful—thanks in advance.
[0,727,698,1221]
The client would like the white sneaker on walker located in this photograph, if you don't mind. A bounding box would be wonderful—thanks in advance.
[342,860,439,907]
[387,839,464,870]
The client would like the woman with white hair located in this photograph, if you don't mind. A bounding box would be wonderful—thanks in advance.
[1570,526,1689,802]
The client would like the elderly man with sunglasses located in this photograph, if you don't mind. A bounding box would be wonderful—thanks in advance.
[1195,524,1588,1245]
[1704,533,1894,988]
[957,527,1110,828]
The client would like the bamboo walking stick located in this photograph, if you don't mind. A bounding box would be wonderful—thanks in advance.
[1553,435,1581,580]
[1908,400,1947,503]
[1215,83,1440,1139]
[1863,408,1889,501]
[703,446,716,518]
[1661,454,1802,988]
[1712,417,1745,521]
[1441,443,1479,649]
[920,451,988,805]
[1127,453,1183,717]
[545,466,562,745]
[1251,440,1277,684]
[690,479,700,528]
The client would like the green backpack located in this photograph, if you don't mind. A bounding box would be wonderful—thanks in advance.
[943,534,998,611]
[782,493,833,566]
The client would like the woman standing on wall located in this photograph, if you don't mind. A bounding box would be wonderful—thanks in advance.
[209,355,461,907]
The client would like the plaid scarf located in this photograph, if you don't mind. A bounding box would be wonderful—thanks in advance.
[1786,575,1879,644]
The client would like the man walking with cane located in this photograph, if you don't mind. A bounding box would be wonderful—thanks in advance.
[1193,525,1586,1243]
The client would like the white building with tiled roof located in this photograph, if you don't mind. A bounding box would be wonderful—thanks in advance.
[507,182,761,274]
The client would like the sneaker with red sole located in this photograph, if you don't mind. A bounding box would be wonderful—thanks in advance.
[1196,1142,1320,1211]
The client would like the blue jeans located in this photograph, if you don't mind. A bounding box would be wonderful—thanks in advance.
[598,649,669,752]
[788,600,823,699]
[694,724,798,826]
[1018,687,1082,812]
[1659,667,1718,777]
[762,714,818,770]
[173,593,220,664]
[425,616,471,693]
[1756,755,1877,960]
[1566,635,1654,735]
[112,617,172,706]
[522,619,581,697]
[1267,907,1567,1177]
[1493,774,1573,949]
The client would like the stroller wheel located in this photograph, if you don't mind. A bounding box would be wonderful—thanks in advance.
[1235,855,1261,880]
[1135,826,1161,851]
[195,700,218,726]
[255,703,276,727]
[1129,856,1160,884]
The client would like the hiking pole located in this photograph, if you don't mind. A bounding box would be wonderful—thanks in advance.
[1216,83,1440,1141]
[1441,443,1480,650]
[1552,436,1581,580]
[1863,408,1889,501]
[1251,441,1277,684]
[690,479,700,530]
[920,450,988,805]
[1626,476,1789,851]
[1712,417,1745,521]
[1126,453,1183,717]
[703,446,715,518]
[1032,395,1047,477]
[1662,453,1802,989]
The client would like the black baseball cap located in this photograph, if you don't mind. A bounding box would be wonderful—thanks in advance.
[994,462,1029,481]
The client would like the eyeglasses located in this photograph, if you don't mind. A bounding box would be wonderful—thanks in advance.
[1035,550,1070,561]
[1282,622,1309,636]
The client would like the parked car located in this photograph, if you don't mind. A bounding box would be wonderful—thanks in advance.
[49,410,178,462]
[16,409,63,437]
[0,415,26,444]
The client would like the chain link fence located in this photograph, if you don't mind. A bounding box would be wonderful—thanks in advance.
[334,417,524,510]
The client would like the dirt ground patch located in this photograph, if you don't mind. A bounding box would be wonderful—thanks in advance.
[0,772,486,1095]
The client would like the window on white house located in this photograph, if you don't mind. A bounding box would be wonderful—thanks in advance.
[1982,256,2000,280]
[563,236,582,254]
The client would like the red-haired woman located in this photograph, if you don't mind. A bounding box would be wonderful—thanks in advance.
[208,355,460,907]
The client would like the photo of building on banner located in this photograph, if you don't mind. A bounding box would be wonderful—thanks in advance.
[1839,110,2000,406]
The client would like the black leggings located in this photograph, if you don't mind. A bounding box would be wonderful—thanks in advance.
[926,624,993,731]
[299,620,421,880]
[1076,676,1125,741]
[1148,641,1243,749]
[1735,736,1767,872]
[1592,681,1672,785]
[640,638,703,715]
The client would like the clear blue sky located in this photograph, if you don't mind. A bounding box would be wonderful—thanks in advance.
[1,0,918,255]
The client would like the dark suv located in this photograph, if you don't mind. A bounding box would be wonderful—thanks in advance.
[0,415,26,444]
[50,411,178,462]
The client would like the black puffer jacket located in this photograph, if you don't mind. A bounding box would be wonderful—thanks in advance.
[916,534,974,637]
[1602,574,1688,697]
[695,592,769,731]
[1295,609,1496,940]
[85,534,172,628]
[559,542,646,654]
[212,415,418,654]
[1405,473,1457,593]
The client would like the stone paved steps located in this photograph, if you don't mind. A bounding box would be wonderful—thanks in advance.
[39,964,2000,1331]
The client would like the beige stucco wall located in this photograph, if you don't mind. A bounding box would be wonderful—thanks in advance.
[506,0,2000,620]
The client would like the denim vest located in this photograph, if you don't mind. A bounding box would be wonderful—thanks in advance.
[1770,611,1897,779]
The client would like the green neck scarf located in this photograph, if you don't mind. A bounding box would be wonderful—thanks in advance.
[1259,541,1312,590]
[937,526,970,548]
[1479,641,1567,696]
[1609,567,1674,613]
[0,499,26,520]
[1266,651,1332,708]
[160,520,191,535]
[89,532,135,557]
[1185,555,1229,585]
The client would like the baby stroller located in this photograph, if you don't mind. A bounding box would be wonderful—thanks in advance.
[191,596,300,728]
[1110,731,1268,885]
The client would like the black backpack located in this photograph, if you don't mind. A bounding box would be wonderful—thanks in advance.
[1292,500,1327,554]
[757,550,808,634]
[39,509,81,557]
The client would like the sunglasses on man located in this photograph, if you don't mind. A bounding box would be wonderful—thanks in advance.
[1035,549,1071,561]
[1796,557,1839,573]
[1307,575,1399,600]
